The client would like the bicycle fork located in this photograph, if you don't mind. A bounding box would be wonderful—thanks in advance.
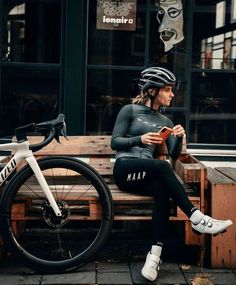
[0,140,62,217]
[26,156,62,217]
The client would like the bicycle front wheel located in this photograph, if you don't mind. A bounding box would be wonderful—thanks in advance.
[0,157,113,272]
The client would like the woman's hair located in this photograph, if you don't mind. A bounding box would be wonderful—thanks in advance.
[132,89,167,112]
[132,90,149,105]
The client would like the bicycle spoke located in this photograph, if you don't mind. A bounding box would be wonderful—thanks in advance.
[22,180,45,200]
[61,168,69,201]
[61,183,94,201]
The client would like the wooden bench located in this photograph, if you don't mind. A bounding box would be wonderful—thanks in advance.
[12,135,206,247]
[207,167,236,268]
[0,135,208,261]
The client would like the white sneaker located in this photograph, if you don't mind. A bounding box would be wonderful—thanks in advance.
[141,251,161,281]
[192,215,233,235]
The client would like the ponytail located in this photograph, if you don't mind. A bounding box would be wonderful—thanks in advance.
[132,91,149,105]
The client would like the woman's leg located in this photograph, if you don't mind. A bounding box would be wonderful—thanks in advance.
[114,158,196,218]
[140,159,233,234]
[113,159,170,282]
[150,181,171,245]
[114,158,233,236]
[149,159,196,217]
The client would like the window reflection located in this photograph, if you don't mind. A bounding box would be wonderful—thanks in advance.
[164,110,186,134]
[2,0,61,63]
[86,69,140,134]
[194,1,236,70]
[0,67,59,136]
[86,68,186,134]
[231,0,236,23]
[201,32,236,70]
[191,1,236,144]
[216,1,226,29]
[190,73,236,144]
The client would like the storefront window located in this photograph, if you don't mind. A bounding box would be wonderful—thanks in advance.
[86,69,139,134]
[1,0,61,63]
[0,0,62,137]
[83,0,236,145]
[192,0,236,70]
[190,72,236,144]
[0,67,59,137]
[190,0,236,144]
[86,0,188,135]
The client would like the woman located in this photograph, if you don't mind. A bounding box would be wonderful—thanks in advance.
[111,67,233,282]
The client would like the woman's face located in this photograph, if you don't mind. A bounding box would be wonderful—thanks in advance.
[153,86,174,106]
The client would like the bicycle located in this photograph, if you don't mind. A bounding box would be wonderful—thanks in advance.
[0,114,114,273]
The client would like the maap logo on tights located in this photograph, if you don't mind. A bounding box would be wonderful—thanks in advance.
[127,171,146,182]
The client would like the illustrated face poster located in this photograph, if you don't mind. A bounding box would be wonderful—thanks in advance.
[156,0,184,52]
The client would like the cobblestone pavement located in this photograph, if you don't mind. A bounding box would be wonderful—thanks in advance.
[0,231,235,285]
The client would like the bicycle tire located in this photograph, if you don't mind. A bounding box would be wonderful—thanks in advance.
[0,156,113,272]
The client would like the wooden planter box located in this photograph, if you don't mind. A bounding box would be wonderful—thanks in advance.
[172,154,207,214]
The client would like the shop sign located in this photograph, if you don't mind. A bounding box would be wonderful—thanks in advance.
[96,0,136,31]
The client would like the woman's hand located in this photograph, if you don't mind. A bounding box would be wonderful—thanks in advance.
[141,132,163,145]
[172,124,186,138]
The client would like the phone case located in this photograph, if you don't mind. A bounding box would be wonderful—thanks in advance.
[158,127,172,141]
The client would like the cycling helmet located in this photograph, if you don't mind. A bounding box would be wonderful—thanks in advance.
[139,67,176,92]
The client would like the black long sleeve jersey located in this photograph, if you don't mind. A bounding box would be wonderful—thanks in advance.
[111,104,183,160]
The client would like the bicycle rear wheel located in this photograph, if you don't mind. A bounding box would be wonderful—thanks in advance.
[0,157,113,272]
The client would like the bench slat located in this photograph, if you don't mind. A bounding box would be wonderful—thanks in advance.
[28,136,115,156]
[27,135,187,156]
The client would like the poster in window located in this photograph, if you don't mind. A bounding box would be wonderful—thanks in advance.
[96,0,136,31]
[155,0,184,52]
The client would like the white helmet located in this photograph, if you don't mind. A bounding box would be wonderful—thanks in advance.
[139,67,176,92]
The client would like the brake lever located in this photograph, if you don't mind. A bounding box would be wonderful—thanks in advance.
[54,122,68,144]
[61,122,68,140]
[55,130,60,143]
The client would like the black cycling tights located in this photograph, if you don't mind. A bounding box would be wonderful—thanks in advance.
[113,158,197,245]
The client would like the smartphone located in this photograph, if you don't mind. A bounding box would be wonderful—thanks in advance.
[157,126,173,141]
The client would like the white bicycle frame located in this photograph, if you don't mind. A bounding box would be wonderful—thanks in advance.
[0,140,62,216]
